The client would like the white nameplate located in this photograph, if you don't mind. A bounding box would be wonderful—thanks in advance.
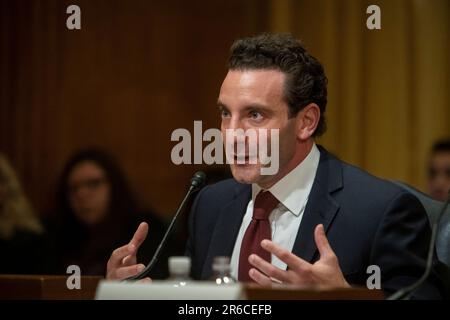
[95,280,243,300]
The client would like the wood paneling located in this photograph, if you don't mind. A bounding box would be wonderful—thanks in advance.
[0,0,269,216]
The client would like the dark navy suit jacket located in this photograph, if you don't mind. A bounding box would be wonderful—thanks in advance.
[185,146,444,298]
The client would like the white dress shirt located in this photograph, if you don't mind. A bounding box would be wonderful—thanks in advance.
[230,143,320,280]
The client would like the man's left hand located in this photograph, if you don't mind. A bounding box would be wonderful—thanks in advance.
[248,224,351,289]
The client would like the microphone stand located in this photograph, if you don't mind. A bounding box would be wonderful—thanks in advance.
[387,191,450,300]
[124,172,206,281]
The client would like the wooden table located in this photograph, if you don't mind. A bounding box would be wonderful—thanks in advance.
[0,275,103,299]
[0,275,384,300]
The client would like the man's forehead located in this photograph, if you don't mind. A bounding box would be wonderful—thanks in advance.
[219,69,286,103]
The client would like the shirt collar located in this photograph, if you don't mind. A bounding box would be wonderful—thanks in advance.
[252,143,320,216]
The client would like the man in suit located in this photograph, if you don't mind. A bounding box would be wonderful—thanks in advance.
[106,34,443,298]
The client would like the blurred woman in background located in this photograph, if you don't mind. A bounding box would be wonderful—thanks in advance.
[45,149,169,278]
[0,153,44,274]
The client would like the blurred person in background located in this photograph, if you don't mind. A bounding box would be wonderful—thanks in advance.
[44,148,170,278]
[427,139,450,202]
[0,153,45,274]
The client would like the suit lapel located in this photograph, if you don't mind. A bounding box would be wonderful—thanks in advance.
[201,183,251,279]
[291,147,343,263]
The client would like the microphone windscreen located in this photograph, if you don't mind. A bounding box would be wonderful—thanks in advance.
[191,171,206,188]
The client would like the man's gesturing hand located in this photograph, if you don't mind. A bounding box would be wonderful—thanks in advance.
[106,222,151,281]
[248,224,350,289]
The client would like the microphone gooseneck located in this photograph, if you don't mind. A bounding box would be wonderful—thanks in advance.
[125,171,206,281]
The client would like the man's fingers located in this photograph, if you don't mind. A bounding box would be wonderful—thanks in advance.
[261,239,309,272]
[129,222,149,249]
[111,222,148,268]
[249,268,273,286]
[122,254,137,266]
[114,264,146,280]
[106,222,149,280]
[248,254,288,283]
[314,224,334,260]
[108,244,136,269]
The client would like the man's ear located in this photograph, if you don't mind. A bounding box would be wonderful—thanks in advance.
[295,103,321,140]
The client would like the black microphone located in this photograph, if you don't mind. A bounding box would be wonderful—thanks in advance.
[387,190,450,299]
[125,171,206,281]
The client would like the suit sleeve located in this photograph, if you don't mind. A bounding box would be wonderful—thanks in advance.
[370,191,444,299]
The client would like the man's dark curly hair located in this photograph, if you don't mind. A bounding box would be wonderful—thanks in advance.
[228,33,328,136]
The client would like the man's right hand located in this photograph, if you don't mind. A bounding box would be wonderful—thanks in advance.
[106,222,151,281]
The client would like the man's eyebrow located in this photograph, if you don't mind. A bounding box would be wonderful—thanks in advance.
[242,103,272,112]
[217,102,272,112]
[217,101,228,110]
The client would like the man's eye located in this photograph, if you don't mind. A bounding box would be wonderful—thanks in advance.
[221,110,230,118]
[249,110,263,120]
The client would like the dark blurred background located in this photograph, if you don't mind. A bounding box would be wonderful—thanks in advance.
[1,0,449,218]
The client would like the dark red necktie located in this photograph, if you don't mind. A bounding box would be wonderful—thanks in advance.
[238,190,279,282]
